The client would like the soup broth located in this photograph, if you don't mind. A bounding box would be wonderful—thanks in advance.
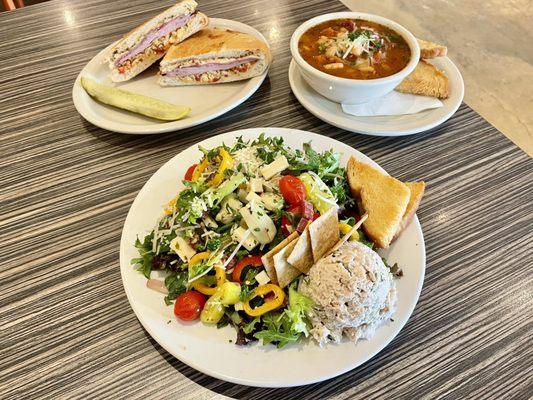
[298,19,411,80]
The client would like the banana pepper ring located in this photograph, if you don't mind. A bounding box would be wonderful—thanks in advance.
[243,284,286,317]
[189,252,226,295]
[191,266,226,295]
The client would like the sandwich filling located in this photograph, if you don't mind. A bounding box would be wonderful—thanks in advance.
[163,56,259,78]
[114,12,195,67]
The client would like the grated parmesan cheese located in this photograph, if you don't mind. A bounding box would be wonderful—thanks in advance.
[233,146,264,176]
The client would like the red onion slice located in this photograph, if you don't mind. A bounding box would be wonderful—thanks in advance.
[146,279,169,294]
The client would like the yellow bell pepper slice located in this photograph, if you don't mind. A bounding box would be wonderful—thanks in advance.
[339,223,360,241]
[191,266,226,295]
[164,195,179,216]
[191,158,208,182]
[209,148,233,187]
[243,284,285,317]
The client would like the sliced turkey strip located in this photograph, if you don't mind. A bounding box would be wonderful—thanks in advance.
[164,57,259,77]
[115,13,193,66]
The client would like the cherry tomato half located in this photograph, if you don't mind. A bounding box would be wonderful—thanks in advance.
[184,164,198,181]
[232,255,263,283]
[279,176,306,206]
[174,291,206,321]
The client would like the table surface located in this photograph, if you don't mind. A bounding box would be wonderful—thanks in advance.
[1,0,531,399]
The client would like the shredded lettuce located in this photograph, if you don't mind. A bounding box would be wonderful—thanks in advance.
[286,283,315,337]
[254,282,314,348]
[164,271,188,305]
[131,233,154,279]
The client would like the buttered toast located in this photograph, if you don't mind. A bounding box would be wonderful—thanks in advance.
[395,60,449,99]
[347,157,425,248]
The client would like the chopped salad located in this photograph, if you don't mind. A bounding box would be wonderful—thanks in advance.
[132,134,382,348]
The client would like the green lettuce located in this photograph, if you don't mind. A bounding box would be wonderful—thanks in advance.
[254,282,314,348]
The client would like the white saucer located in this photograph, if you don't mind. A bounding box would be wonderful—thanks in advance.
[72,19,269,134]
[289,58,464,136]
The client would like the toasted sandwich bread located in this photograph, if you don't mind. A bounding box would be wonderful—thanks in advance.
[159,28,271,86]
[417,39,447,59]
[108,0,208,82]
[347,157,410,248]
[392,181,426,240]
[395,60,449,99]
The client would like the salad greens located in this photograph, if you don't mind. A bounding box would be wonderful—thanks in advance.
[131,133,373,348]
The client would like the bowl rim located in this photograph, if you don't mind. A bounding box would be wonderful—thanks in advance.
[290,11,420,85]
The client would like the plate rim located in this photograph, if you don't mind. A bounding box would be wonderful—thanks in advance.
[288,57,465,137]
[119,127,426,387]
[72,18,269,135]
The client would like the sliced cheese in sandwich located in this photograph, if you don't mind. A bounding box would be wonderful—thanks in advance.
[108,0,208,82]
[159,28,272,86]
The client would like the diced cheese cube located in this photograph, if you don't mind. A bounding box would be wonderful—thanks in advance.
[231,226,258,251]
[260,192,283,211]
[234,302,244,311]
[237,188,248,202]
[170,236,196,262]
[255,270,271,286]
[261,156,289,180]
[250,178,264,193]
[240,204,277,244]
[245,191,263,205]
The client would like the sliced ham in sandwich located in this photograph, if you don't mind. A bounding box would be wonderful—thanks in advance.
[159,28,272,85]
[107,0,208,82]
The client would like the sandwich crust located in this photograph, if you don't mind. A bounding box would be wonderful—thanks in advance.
[162,28,272,63]
[110,0,198,58]
[109,11,208,82]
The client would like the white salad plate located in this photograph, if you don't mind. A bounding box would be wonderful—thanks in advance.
[289,58,464,136]
[72,19,269,134]
[120,127,426,387]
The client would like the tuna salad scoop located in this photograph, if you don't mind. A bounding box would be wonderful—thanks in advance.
[299,241,396,346]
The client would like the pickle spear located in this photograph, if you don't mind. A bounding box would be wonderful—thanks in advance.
[80,77,190,121]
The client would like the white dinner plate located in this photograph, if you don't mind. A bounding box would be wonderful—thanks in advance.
[119,127,426,387]
[289,58,464,136]
[72,19,269,134]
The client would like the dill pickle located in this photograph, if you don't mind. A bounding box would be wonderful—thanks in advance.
[80,77,190,121]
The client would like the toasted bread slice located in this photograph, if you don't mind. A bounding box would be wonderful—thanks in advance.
[347,157,410,248]
[417,39,447,59]
[395,60,449,99]
[392,181,426,240]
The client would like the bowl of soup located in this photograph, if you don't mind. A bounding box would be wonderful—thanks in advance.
[290,12,420,104]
